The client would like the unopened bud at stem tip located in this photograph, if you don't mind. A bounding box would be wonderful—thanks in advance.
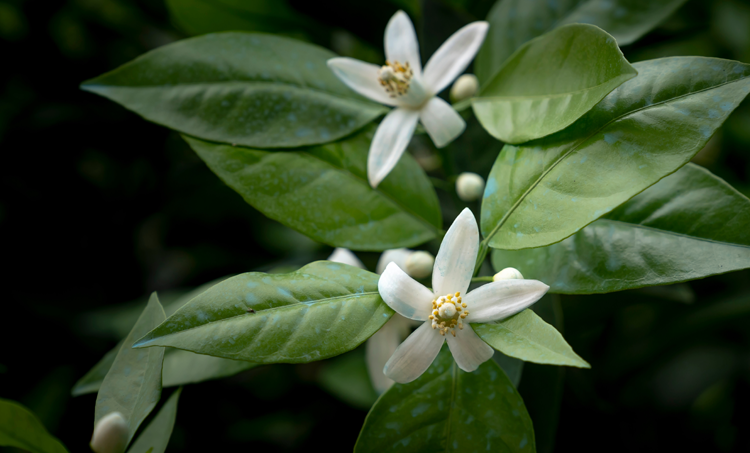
[456,172,485,202]
[493,267,524,281]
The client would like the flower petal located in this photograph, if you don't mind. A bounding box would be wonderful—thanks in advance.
[419,97,466,148]
[376,248,412,275]
[378,262,433,320]
[422,21,489,94]
[446,324,494,372]
[464,279,550,323]
[432,208,479,297]
[327,248,366,269]
[327,57,398,106]
[368,107,420,188]
[384,11,422,75]
[365,315,412,393]
[384,321,444,383]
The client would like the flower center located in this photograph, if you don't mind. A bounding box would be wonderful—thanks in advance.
[378,60,413,98]
[429,292,469,337]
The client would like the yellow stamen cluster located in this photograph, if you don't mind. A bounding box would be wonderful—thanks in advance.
[378,60,413,98]
[428,291,469,337]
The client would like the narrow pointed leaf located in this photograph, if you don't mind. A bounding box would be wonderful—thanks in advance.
[481,57,750,250]
[127,388,182,453]
[81,33,386,148]
[134,262,393,364]
[476,0,688,85]
[95,293,166,446]
[491,163,750,293]
[354,347,535,452]
[185,128,442,251]
[0,399,69,453]
[474,309,589,368]
[473,24,637,144]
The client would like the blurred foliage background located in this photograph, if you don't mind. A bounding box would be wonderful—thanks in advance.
[2,0,750,451]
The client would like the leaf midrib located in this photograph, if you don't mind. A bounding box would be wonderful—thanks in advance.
[484,73,750,246]
[597,218,750,250]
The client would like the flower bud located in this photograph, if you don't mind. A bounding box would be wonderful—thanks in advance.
[405,251,435,279]
[376,248,412,274]
[91,412,129,453]
[456,172,485,202]
[493,267,524,281]
[327,248,366,269]
[450,74,479,102]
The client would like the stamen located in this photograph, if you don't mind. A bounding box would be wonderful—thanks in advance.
[378,60,413,98]
[429,291,470,337]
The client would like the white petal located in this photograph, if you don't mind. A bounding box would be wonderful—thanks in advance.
[432,208,479,297]
[464,279,550,323]
[368,108,420,188]
[446,324,494,372]
[376,248,412,275]
[378,262,433,320]
[384,11,422,75]
[422,21,489,94]
[327,248,366,269]
[419,97,466,148]
[384,321,444,383]
[327,58,398,106]
[365,315,412,393]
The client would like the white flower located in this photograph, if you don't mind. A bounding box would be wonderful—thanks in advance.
[327,247,366,269]
[450,74,479,102]
[456,172,485,201]
[91,412,128,453]
[327,11,489,187]
[378,208,549,382]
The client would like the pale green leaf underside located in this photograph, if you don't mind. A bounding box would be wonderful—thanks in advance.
[185,127,442,251]
[475,309,589,368]
[134,262,393,363]
[0,399,69,453]
[95,294,166,446]
[491,163,750,293]
[474,24,637,144]
[81,32,386,148]
[354,347,535,452]
[475,0,688,85]
[127,388,182,453]
[481,57,750,250]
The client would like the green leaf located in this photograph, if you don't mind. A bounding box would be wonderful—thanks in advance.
[185,128,442,251]
[491,163,750,293]
[134,262,393,364]
[317,349,378,410]
[127,388,182,453]
[475,0,688,85]
[81,33,386,148]
[493,352,524,388]
[473,24,637,144]
[481,57,750,250]
[166,0,304,36]
[95,293,166,446]
[474,309,589,368]
[0,399,69,453]
[354,347,535,452]
[72,345,256,397]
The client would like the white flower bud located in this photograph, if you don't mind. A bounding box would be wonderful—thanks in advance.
[450,74,479,102]
[405,251,435,279]
[91,412,129,453]
[376,248,412,274]
[327,248,366,269]
[493,267,524,281]
[456,172,485,202]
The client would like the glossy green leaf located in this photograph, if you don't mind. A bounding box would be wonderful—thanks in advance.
[0,399,69,453]
[473,24,637,144]
[81,33,386,148]
[127,388,182,453]
[185,128,442,251]
[475,0,688,85]
[134,262,393,364]
[493,352,524,388]
[474,309,589,368]
[491,163,750,293]
[95,293,165,446]
[481,57,750,250]
[354,347,535,452]
[166,0,304,36]
[72,345,256,397]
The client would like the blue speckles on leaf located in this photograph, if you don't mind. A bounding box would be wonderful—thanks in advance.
[699,125,713,138]
[411,403,430,417]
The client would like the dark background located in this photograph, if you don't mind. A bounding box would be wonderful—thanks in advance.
[2,0,750,451]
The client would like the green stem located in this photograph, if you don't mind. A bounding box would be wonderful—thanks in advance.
[473,238,490,277]
[471,276,493,283]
